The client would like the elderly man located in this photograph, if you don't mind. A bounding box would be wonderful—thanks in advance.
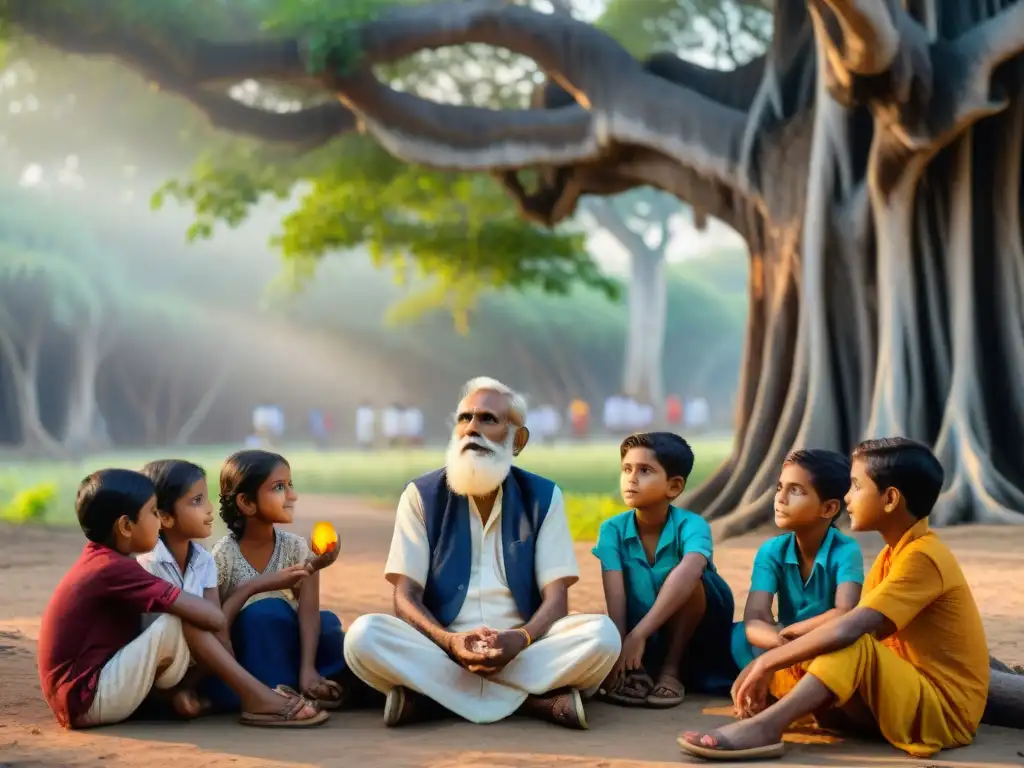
[344,377,620,729]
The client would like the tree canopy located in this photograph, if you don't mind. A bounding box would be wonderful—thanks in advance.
[4,0,1024,543]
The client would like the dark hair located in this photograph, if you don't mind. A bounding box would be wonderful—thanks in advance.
[76,468,156,544]
[620,432,695,480]
[219,450,289,539]
[852,437,944,519]
[783,449,851,523]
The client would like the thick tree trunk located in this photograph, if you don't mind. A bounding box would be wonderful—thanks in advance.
[0,326,64,458]
[585,196,669,408]
[62,321,109,455]
[677,1,1024,539]
[624,247,666,407]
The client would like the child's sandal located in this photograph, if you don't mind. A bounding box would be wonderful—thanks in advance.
[602,670,652,706]
[314,680,346,711]
[646,674,685,708]
[239,690,328,728]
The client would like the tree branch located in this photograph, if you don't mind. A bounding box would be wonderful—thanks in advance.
[813,0,1022,166]
[8,2,354,149]
[9,0,763,209]
[815,0,899,75]
[585,198,655,258]
[957,1,1024,94]
[334,68,600,170]
[175,91,356,148]
[325,1,754,189]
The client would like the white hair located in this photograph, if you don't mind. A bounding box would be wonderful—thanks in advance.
[459,376,528,423]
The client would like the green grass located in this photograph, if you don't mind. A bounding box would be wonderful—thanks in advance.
[0,438,733,537]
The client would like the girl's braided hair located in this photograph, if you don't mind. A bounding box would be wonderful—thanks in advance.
[219,449,289,539]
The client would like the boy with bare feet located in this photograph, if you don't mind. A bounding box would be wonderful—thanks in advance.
[679,437,989,761]
[593,432,737,708]
[37,469,327,729]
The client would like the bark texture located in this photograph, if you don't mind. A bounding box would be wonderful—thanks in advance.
[9,0,1023,528]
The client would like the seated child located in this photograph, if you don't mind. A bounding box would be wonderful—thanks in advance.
[593,432,737,708]
[36,469,327,729]
[135,459,221,715]
[208,449,349,711]
[680,437,991,761]
[731,449,864,671]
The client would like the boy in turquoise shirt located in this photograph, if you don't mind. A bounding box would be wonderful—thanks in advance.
[593,432,737,708]
[731,449,864,670]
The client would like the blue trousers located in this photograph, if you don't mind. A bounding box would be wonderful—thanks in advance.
[203,597,346,711]
[638,569,739,696]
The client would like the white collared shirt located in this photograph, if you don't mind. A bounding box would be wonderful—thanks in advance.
[137,538,218,598]
[384,482,579,633]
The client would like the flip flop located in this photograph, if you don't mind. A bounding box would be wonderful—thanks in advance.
[239,690,328,728]
[602,670,653,706]
[646,674,685,708]
[313,679,346,711]
[677,734,786,761]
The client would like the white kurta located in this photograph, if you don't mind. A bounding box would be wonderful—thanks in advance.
[344,482,620,723]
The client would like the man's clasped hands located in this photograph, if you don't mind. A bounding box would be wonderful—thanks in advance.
[445,627,529,675]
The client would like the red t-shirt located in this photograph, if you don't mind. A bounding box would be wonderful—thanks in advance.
[37,542,181,728]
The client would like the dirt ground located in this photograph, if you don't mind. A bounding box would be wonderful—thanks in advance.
[1,498,1022,768]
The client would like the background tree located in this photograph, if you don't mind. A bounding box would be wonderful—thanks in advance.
[5,0,1024,535]
[586,0,770,407]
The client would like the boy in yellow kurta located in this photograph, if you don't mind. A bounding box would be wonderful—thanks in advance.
[679,437,990,761]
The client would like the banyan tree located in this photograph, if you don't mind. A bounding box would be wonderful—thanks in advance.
[9,0,1024,536]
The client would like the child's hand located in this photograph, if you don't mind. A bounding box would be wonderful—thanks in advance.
[732,659,771,718]
[778,625,799,642]
[621,631,647,671]
[254,564,311,594]
[306,543,340,573]
[601,658,625,693]
[300,667,325,696]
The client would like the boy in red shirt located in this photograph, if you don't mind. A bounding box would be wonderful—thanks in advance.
[37,468,327,729]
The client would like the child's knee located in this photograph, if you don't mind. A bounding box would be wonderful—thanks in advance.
[237,597,295,633]
[319,610,343,635]
[149,614,186,649]
[669,583,707,626]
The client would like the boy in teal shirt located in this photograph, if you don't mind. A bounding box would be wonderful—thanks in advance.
[593,432,737,708]
[731,449,864,670]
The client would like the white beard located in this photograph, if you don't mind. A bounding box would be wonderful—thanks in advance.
[444,432,515,497]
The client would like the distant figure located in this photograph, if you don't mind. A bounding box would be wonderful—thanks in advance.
[309,409,329,450]
[569,397,590,438]
[623,397,641,432]
[685,397,710,433]
[603,394,625,434]
[530,404,561,445]
[356,402,376,450]
[382,403,403,448]
[665,395,683,427]
[402,406,424,447]
[636,401,654,431]
[252,405,284,446]
[543,404,562,442]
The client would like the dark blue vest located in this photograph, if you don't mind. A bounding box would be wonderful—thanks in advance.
[413,466,555,628]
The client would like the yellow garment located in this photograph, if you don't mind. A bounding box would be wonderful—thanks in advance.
[774,519,990,758]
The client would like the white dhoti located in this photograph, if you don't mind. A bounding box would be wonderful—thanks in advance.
[81,614,192,726]
[344,612,621,723]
